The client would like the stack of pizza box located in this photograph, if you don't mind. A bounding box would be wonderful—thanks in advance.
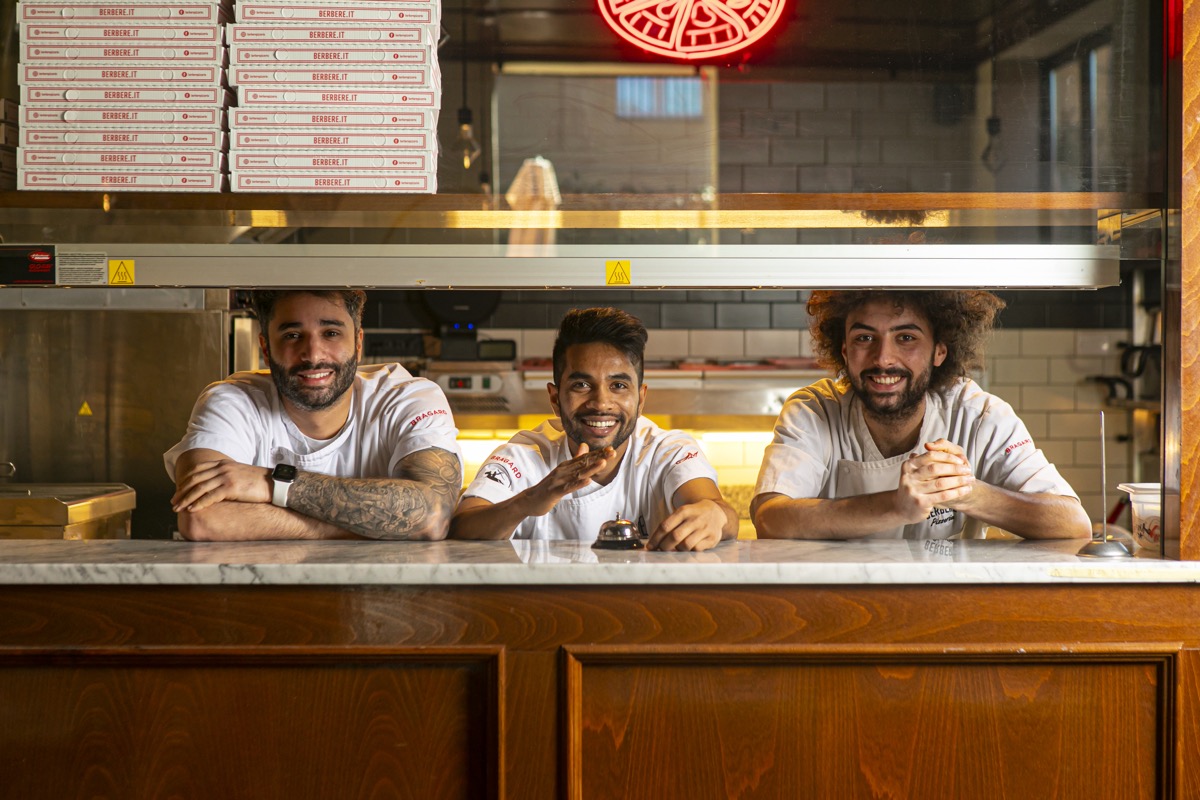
[227,0,440,193]
[15,0,232,192]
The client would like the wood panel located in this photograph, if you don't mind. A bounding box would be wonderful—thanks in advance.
[0,649,502,800]
[564,647,1173,800]
[1,584,1198,797]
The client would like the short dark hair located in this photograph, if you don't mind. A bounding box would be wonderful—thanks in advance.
[807,290,1005,393]
[552,307,648,385]
[249,290,367,332]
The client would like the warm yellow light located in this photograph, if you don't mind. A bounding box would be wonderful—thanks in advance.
[699,431,773,444]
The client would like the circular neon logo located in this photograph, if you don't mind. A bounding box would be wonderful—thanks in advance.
[598,0,787,61]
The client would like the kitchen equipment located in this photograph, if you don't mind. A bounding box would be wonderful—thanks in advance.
[592,515,644,550]
[1079,411,1133,557]
[0,483,135,540]
[420,291,501,361]
[1117,483,1162,554]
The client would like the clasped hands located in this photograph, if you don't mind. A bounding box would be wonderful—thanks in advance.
[893,438,976,524]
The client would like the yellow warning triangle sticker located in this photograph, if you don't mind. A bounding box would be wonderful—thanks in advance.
[78,401,93,416]
[605,260,631,285]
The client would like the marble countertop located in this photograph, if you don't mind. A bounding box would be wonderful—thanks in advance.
[0,538,1196,585]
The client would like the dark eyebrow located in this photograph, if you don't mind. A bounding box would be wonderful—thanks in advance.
[848,322,925,334]
[566,370,634,382]
[276,318,347,330]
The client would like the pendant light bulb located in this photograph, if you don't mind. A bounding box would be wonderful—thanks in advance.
[981,115,1006,175]
[457,107,482,170]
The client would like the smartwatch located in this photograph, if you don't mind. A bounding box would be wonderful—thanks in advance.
[271,463,298,508]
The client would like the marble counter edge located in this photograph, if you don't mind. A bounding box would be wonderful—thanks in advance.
[0,560,1198,586]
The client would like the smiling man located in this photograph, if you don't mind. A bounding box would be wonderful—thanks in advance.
[752,290,1091,541]
[451,307,737,551]
[164,290,462,541]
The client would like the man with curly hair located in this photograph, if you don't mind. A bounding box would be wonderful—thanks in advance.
[752,290,1090,540]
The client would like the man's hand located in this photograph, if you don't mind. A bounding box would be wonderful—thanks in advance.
[647,498,728,551]
[521,443,614,517]
[172,457,271,513]
[893,438,975,523]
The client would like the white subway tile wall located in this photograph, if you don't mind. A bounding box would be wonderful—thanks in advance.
[480,325,1139,528]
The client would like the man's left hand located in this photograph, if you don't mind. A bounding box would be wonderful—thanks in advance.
[172,458,272,512]
[647,499,726,552]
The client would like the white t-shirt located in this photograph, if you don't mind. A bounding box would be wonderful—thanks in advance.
[163,363,461,480]
[754,378,1078,539]
[462,417,718,542]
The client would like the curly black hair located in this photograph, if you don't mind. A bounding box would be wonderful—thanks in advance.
[807,290,1005,393]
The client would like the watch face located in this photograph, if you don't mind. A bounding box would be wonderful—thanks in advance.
[273,464,298,482]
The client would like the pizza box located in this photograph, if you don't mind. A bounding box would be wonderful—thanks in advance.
[0,99,19,122]
[236,86,437,107]
[21,126,226,147]
[230,169,434,192]
[230,107,435,128]
[0,147,16,174]
[235,2,437,25]
[232,129,429,149]
[18,2,230,24]
[19,23,222,43]
[21,42,225,61]
[229,66,435,87]
[21,85,232,105]
[1,124,19,147]
[230,150,429,170]
[225,23,430,45]
[19,167,225,191]
[20,63,224,85]
[20,147,224,168]
[23,104,225,126]
[228,44,430,64]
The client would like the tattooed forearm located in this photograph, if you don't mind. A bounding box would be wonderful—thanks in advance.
[286,447,462,540]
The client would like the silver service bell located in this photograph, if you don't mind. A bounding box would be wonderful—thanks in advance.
[592,514,644,550]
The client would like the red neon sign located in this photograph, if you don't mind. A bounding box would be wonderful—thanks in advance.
[598,0,787,61]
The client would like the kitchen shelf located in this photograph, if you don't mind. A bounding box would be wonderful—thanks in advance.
[0,191,1165,241]
[25,242,1119,289]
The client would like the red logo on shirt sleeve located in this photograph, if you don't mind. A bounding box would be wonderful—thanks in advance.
[407,408,448,427]
[1004,438,1032,456]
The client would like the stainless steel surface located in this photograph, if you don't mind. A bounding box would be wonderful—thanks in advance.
[35,243,1122,289]
[0,483,135,541]
[0,288,210,310]
[0,484,135,525]
[0,311,229,539]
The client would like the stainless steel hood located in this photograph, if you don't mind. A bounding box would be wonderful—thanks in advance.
[34,243,1121,290]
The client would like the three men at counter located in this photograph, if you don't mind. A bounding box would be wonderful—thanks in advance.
[165,289,1089,544]
[451,307,738,551]
[164,290,462,541]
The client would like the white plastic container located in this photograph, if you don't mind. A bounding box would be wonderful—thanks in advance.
[1117,482,1162,553]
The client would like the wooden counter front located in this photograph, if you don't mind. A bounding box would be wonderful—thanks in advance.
[0,575,1194,799]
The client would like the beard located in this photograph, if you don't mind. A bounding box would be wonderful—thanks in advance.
[848,357,935,423]
[267,351,359,412]
[560,406,640,454]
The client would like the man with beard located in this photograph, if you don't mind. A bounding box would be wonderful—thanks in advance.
[451,307,737,550]
[752,290,1090,540]
[164,290,462,541]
